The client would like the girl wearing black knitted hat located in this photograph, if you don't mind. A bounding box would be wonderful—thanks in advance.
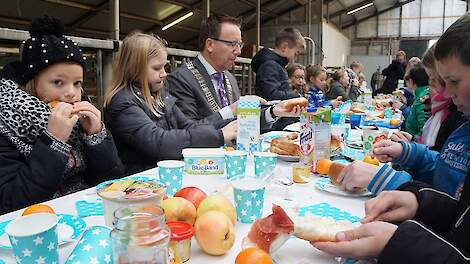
[0,16,124,214]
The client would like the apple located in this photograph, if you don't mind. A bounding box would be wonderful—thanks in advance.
[162,197,197,225]
[197,194,236,225]
[174,187,207,209]
[194,211,235,255]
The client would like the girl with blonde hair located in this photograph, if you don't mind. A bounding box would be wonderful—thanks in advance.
[104,32,237,175]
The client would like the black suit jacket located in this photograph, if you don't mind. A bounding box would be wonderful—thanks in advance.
[167,57,272,130]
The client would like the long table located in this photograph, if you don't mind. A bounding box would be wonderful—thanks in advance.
[0,160,367,264]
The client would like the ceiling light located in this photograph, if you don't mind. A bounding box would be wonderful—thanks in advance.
[347,2,374,15]
[162,12,194,31]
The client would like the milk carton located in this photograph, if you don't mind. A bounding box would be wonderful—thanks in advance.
[236,96,261,154]
[300,108,332,174]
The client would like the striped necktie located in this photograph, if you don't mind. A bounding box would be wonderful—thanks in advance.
[213,72,229,107]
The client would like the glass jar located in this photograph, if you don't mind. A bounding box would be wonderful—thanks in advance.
[111,206,170,264]
[167,221,194,263]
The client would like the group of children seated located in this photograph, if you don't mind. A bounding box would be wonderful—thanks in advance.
[0,11,469,264]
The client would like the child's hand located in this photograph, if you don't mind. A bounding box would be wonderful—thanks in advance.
[47,102,79,142]
[73,101,103,135]
[337,161,381,192]
[362,191,418,224]
[311,221,398,260]
[390,131,412,142]
[371,140,403,163]
[221,120,237,145]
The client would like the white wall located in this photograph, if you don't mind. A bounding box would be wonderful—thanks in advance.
[322,22,351,68]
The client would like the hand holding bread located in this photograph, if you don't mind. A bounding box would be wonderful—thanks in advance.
[336,161,381,192]
[294,215,358,242]
[272,97,308,117]
[243,205,359,254]
[371,140,403,163]
[47,101,79,142]
[311,221,398,260]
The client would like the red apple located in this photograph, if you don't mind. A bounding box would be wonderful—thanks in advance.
[174,187,207,209]
[162,197,197,225]
[194,211,235,255]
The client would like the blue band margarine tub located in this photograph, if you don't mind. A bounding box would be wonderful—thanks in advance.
[182,148,225,175]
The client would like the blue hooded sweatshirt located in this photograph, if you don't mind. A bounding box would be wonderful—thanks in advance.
[307,85,330,108]
[368,116,470,198]
[251,48,299,101]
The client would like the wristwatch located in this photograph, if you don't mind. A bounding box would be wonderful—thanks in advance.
[269,105,278,118]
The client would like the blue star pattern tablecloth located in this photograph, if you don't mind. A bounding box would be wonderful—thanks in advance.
[75,199,104,217]
[298,202,361,223]
[65,226,113,264]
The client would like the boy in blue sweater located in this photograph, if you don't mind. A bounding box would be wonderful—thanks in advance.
[337,45,470,199]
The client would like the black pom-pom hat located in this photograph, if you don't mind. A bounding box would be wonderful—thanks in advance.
[20,15,86,84]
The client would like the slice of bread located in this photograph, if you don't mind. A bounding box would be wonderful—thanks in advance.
[293,215,358,242]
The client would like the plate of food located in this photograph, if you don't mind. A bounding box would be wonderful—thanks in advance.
[268,133,301,162]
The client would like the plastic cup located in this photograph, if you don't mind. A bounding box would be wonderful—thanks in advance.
[331,112,346,125]
[231,177,266,223]
[6,213,59,264]
[224,150,248,179]
[253,152,278,178]
[350,114,363,129]
[65,226,112,264]
[362,127,388,153]
[157,160,185,196]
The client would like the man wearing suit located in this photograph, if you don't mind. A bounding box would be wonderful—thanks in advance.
[167,15,299,129]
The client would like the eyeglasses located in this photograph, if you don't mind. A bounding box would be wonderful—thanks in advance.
[293,75,305,80]
[210,37,244,49]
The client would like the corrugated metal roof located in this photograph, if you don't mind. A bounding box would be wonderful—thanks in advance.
[0,0,400,48]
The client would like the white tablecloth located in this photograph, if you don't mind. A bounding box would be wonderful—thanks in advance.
[0,160,367,264]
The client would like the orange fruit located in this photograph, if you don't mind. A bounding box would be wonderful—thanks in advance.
[390,119,400,126]
[363,155,380,166]
[22,204,55,216]
[235,247,273,264]
[316,159,332,174]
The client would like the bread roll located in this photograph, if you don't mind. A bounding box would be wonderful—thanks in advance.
[47,101,59,109]
[284,97,308,112]
[328,162,346,185]
[294,215,357,242]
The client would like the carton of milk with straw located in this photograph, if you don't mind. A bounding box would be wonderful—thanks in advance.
[236,96,261,154]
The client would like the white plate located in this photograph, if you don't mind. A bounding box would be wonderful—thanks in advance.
[283,122,301,132]
[315,177,372,197]
[277,154,300,162]
[261,131,299,143]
